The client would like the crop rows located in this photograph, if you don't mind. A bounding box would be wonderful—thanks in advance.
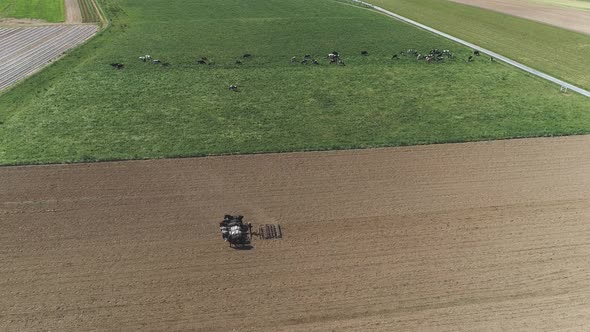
[78,0,99,23]
[0,25,98,91]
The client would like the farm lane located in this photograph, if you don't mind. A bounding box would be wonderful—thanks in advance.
[353,0,590,97]
[2,135,590,330]
[65,0,83,24]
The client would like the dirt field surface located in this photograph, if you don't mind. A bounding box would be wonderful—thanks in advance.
[0,18,53,27]
[449,0,590,35]
[2,136,590,331]
[0,24,97,91]
[65,0,83,24]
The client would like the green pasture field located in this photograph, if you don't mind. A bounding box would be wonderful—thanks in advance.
[0,0,64,22]
[372,0,590,90]
[0,0,589,165]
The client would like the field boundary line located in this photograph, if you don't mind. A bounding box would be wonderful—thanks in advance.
[350,0,590,98]
[88,0,108,27]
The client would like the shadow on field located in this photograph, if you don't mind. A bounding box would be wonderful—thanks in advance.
[232,244,254,251]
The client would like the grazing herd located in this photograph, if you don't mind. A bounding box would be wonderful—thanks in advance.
[291,51,350,66]
[138,54,170,66]
[110,48,490,70]
[395,48,494,64]
[289,48,489,66]
[396,48,454,63]
[109,48,491,91]
[466,49,496,62]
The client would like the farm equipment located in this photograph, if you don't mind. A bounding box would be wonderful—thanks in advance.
[256,224,282,239]
[219,215,283,247]
[219,215,252,248]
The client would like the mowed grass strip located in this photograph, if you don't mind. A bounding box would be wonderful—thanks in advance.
[0,0,64,22]
[0,0,589,165]
[371,0,590,90]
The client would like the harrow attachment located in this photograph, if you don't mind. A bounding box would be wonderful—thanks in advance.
[219,215,283,247]
[256,224,282,240]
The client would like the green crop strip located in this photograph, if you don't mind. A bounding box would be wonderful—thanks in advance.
[0,0,64,22]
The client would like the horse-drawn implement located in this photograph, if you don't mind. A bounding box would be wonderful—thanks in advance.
[256,224,282,239]
[219,215,252,248]
[219,215,282,248]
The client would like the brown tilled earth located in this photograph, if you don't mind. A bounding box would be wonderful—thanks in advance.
[0,18,52,27]
[2,136,590,331]
[450,0,590,35]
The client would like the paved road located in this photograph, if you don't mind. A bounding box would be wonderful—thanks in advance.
[352,0,590,98]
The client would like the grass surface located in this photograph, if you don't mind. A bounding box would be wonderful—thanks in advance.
[0,0,589,165]
[79,0,99,22]
[0,0,64,22]
[372,0,590,90]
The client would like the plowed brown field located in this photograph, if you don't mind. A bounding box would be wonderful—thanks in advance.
[2,136,590,331]
[450,0,590,35]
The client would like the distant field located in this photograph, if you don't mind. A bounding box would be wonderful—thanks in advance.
[0,0,64,22]
[533,0,590,10]
[448,0,590,35]
[0,0,589,165]
[372,0,590,90]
